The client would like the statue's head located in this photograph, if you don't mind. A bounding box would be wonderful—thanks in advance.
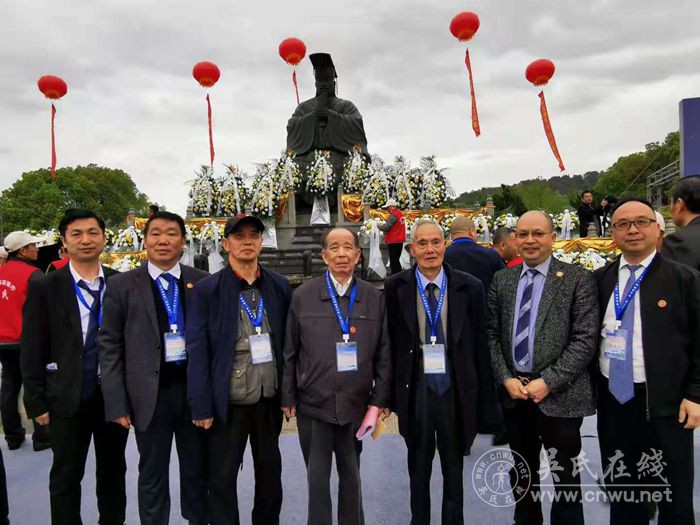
[310,53,337,96]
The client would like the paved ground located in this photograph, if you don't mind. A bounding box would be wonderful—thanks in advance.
[2,417,699,524]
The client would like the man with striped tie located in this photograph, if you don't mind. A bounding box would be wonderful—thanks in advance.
[594,197,700,525]
[487,210,599,525]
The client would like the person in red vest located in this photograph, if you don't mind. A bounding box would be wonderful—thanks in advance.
[378,198,406,275]
[0,231,50,451]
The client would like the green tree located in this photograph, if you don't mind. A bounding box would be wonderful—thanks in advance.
[0,164,151,232]
[493,184,527,216]
[517,179,570,213]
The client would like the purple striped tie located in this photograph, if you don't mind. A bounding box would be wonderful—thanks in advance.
[513,269,538,367]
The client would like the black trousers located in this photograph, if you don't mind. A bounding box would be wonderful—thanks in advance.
[297,413,364,525]
[0,447,8,524]
[48,388,128,525]
[134,381,209,525]
[209,397,283,525]
[503,399,584,525]
[0,345,49,448]
[388,243,404,275]
[406,384,463,525]
[597,378,695,525]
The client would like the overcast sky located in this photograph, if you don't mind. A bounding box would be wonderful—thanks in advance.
[2,0,698,214]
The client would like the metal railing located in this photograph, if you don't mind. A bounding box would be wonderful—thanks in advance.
[646,160,680,206]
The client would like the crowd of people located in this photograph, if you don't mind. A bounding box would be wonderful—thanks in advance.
[0,175,698,525]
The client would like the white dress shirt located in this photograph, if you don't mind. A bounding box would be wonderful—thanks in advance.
[599,250,656,382]
[147,261,181,290]
[329,272,353,297]
[69,262,105,345]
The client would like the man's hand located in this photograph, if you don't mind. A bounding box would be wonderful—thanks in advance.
[679,399,700,429]
[114,416,131,429]
[193,418,213,430]
[503,378,529,400]
[35,412,50,426]
[380,408,392,420]
[282,406,296,419]
[524,379,550,404]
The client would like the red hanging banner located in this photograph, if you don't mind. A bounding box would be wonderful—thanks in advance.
[206,94,215,168]
[538,91,565,172]
[50,104,57,180]
[292,70,300,105]
[465,49,480,137]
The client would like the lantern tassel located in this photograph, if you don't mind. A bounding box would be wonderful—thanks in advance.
[465,49,480,137]
[538,91,565,171]
[292,70,300,105]
[206,93,215,168]
[50,103,57,180]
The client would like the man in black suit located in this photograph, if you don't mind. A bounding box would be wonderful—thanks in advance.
[594,197,700,524]
[578,190,596,237]
[99,211,209,525]
[21,209,128,525]
[385,219,488,525]
[444,216,505,294]
[664,175,700,271]
[188,214,292,525]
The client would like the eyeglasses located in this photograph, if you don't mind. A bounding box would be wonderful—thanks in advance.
[514,230,550,240]
[611,218,656,231]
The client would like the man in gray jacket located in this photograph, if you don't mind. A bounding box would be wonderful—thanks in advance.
[487,210,599,525]
[282,227,392,525]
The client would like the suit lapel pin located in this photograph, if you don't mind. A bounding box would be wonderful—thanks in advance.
[350,326,357,334]
[186,282,194,289]
[658,299,667,308]
[556,271,564,278]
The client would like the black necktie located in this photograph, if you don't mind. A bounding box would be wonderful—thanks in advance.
[424,282,450,396]
[77,278,103,399]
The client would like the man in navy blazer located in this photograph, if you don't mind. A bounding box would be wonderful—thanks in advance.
[444,216,505,295]
[187,214,292,525]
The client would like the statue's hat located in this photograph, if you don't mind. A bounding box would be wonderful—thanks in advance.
[309,53,337,81]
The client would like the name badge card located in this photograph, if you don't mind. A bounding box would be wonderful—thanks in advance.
[164,332,187,363]
[423,344,446,374]
[337,342,358,372]
[250,333,273,364]
[603,328,628,361]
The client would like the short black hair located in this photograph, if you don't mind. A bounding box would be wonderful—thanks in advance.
[144,211,186,237]
[58,209,106,237]
[581,189,593,197]
[149,204,160,213]
[321,227,359,249]
[492,227,515,245]
[672,175,700,214]
[610,196,656,217]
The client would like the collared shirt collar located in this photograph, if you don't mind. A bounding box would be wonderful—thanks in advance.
[328,272,354,297]
[450,236,475,245]
[520,255,552,279]
[69,260,104,286]
[416,266,445,291]
[619,250,656,272]
[147,260,181,281]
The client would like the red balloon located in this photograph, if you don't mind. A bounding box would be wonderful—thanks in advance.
[37,75,67,99]
[279,38,307,66]
[450,12,480,42]
[526,59,556,86]
[192,61,220,88]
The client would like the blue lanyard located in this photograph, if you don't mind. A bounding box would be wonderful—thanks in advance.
[613,264,651,321]
[71,276,105,326]
[155,277,181,332]
[239,292,265,334]
[415,268,447,343]
[325,271,358,342]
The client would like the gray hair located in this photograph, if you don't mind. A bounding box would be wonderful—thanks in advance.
[411,219,444,240]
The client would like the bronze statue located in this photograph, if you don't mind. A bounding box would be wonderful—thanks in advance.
[286,53,369,160]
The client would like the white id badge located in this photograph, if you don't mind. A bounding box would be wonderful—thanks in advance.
[250,333,273,364]
[164,332,187,363]
[423,344,446,374]
[603,328,628,361]
[336,342,358,372]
